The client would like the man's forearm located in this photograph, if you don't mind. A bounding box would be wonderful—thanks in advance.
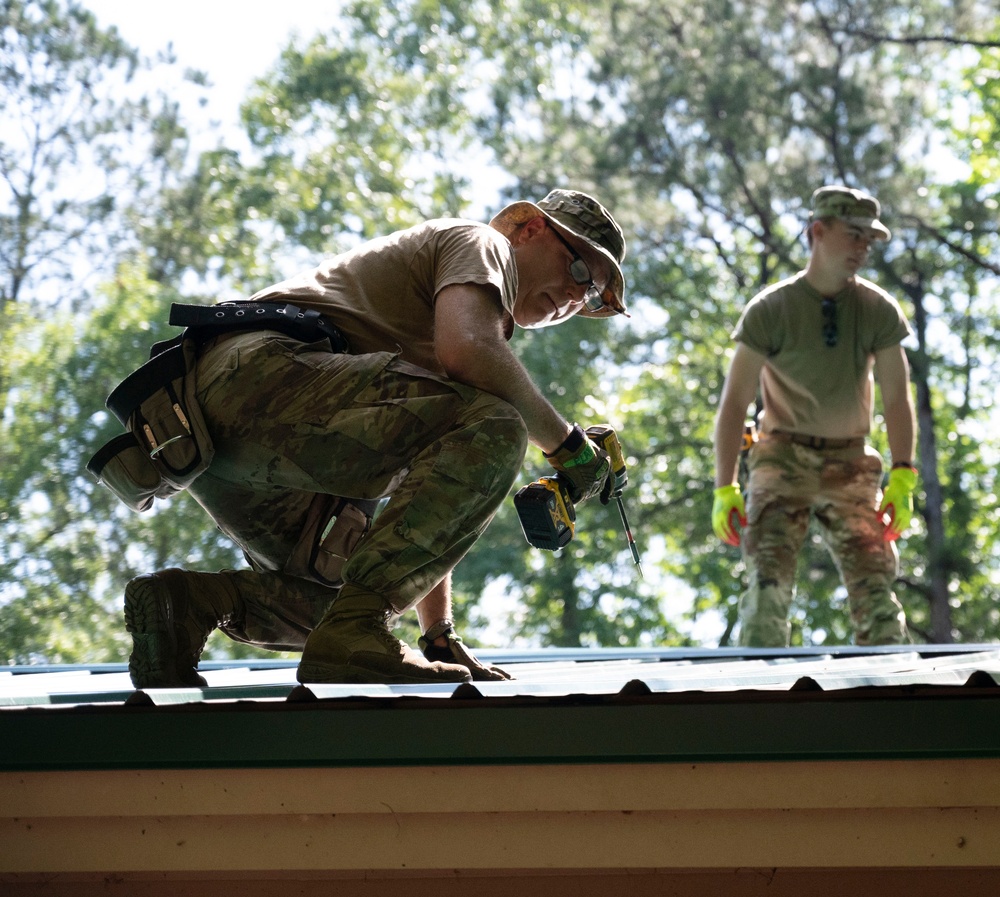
[714,386,755,487]
[715,421,741,488]
[435,285,572,453]
[469,342,572,452]
[714,416,744,488]
[884,397,916,466]
[875,345,917,466]
[713,344,765,487]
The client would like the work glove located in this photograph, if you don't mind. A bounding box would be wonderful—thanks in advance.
[544,423,613,505]
[712,484,747,547]
[419,620,513,682]
[878,465,917,542]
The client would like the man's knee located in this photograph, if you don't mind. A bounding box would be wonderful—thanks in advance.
[475,392,528,462]
[454,390,528,488]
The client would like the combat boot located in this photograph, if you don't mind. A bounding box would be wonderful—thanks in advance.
[297,588,472,684]
[124,568,243,689]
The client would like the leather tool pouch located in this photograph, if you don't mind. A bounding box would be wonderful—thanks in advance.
[86,432,165,513]
[87,337,214,512]
[284,493,377,587]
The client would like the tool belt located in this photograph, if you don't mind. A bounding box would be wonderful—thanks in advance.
[87,300,350,513]
[86,334,214,512]
[768,430,865,450]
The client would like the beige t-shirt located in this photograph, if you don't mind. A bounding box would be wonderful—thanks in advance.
[733,272,911,438]
[248,219,518,374]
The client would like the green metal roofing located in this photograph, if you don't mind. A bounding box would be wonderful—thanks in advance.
[1,646,999,771]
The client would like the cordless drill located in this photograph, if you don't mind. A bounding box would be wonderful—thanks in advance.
[513,425,643,575]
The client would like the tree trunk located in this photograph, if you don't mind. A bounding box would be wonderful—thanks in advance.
[906,278,953,643]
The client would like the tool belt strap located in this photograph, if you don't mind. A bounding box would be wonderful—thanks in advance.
[106,341,187,427]
[169,301,350,354]
[769,430,865,451]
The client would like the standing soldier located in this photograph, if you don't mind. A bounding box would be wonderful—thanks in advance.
[712,186,918,646]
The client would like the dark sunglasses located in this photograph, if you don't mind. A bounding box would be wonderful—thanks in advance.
[546,222,606,312]
[822,298,838,347]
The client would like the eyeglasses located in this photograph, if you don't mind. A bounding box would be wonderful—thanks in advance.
[822,298,837,347]
[546,222,606,312]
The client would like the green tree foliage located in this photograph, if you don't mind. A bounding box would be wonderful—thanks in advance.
[0,0,139,427]
[0,0,136,303]
[0,261,248,664]
[357,0,999,646]
[1,0,998,663]
[233,0,498,258]
[0,0,240,662]
[420,0,1000,645]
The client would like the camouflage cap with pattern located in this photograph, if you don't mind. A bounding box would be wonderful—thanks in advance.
[810,185,890,241]
[490,189,627,318]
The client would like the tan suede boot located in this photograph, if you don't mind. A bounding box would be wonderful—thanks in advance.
[297,589,471,684]
[124,568,243,688]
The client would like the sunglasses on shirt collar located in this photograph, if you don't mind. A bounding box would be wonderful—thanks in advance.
[822,298,838,347]
[546,221,606,313]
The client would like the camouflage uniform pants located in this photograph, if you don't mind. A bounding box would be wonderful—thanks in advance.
[186,330,527,650]
[737,436,909,647]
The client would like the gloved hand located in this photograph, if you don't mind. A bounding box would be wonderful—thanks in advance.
[419,620,513,681]
[712,484,747,547]
[544,423,613,505]
[879,465,917,542]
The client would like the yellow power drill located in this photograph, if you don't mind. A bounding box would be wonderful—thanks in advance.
[513,425,643,577]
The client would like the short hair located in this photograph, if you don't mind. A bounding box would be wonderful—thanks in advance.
[806,217,837,249]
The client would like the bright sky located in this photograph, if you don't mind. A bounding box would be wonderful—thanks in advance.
[85,0,507,216]
[86,1,342,136]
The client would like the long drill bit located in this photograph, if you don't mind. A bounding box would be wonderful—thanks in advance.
[615,496,643,578]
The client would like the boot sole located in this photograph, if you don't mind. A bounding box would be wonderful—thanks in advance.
[124,576,206,689]
[296,660,471,685]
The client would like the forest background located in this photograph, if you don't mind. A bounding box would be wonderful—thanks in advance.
[1,0,998,665]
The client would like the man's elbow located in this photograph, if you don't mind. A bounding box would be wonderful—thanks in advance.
[435,338,489,386]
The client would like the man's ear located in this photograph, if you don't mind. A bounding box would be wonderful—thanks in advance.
[514,215,548,245]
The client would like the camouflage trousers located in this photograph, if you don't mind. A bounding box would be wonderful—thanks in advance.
[186,330,527,651]
[737,435,909,647]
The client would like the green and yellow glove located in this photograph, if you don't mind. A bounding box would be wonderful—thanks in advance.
[545,423,613,505]
[712,484,747,547]
[878,465,917,542]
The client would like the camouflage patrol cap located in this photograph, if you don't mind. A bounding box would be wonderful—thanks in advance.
[810,185,891,241]
[489,189,627,318]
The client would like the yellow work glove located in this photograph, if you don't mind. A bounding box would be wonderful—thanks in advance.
[712,484,747,547]
[878,465,917,542]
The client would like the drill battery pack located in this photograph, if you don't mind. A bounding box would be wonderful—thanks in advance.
[513,477,576,551]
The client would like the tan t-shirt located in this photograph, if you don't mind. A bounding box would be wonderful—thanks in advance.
[248,219,518,374]
[733,272,911,438]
